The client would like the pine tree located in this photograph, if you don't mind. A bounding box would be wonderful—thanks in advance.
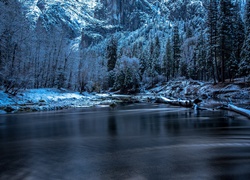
[244,0,250,28]
[107,37,118,72]
[106,37,118,88]
[153,36,161,74]
[162,38,172,81]
[196,32,207,81]
[206,0,219,84]
[185,23,193,39]
[172,25,181,77]
[218,0,234,82]
[240,0,250,80]
[240,36,250,79]
[148,41,155,86]
[232,1,245,62]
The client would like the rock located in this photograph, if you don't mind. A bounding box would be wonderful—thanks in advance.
[109,102,117,108]
[39,99,46,103]
[201,94,208,99]
[193,98,202,104]
[4,106,15,113]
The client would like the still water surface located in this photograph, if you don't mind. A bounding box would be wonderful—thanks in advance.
[1,104,250,180]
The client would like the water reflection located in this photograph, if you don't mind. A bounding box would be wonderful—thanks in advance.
[108,115,117,137]
[0,104,250,179]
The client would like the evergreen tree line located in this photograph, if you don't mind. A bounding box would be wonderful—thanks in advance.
[0,0,249,94]
[105,0,249,92]
[205,0,248,83]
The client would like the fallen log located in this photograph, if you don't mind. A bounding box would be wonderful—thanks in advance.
[227,104,250,119]
[156,96,193,107]
[156,96,250,118]
[155,96,172,104]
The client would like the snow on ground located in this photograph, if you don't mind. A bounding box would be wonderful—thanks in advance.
[149,80,206,98]
[0,79,249,114]
[24,89,83,102]
[0,91,13,107]
[0,88,117,114]
[0,88,84,106]
[149,79,250,109]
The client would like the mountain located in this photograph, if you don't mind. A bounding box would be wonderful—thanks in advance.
[19,0,207,48]
[19,0,159,40]
[21,0,104,39]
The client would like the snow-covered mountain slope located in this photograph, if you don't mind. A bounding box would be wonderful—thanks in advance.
[21,0,105,38]
[18,0,207,48]
[20,0,159,39]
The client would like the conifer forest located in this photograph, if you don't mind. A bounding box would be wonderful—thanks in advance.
[0,0,249,94]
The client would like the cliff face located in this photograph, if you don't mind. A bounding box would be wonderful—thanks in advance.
[94,0,155,31]
[19,0,207,47]
[20,0,102,38]
[20,0,157,39]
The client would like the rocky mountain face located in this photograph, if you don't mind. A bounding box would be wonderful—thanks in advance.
[20,0,156,38]
[19,0,205,47]
[21,0,102,39]
[94,0,155,30]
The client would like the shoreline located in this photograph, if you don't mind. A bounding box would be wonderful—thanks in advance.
[0,80,249,114]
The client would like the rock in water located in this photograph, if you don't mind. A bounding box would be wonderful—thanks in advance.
[193,98,202,104]
[109,102,117,108]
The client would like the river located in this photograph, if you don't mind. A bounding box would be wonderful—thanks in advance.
[1,103,250,179]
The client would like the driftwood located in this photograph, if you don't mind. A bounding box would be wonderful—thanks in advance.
[156,96,250,119]
[156,96,193,107]
[156,96,207,110]
[219,104,250,119]
[226,104,250,119]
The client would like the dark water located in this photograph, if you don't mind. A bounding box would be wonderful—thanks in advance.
[1,104,250,180]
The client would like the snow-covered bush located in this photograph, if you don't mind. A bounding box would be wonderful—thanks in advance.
[112,56,140,93]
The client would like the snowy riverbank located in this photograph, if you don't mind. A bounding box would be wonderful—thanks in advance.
[0,79,249,114]
[149,79,250,108]
[0,89,105,113]
[0,88,147,114]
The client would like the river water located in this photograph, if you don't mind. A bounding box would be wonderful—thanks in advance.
[1,103,250,180]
